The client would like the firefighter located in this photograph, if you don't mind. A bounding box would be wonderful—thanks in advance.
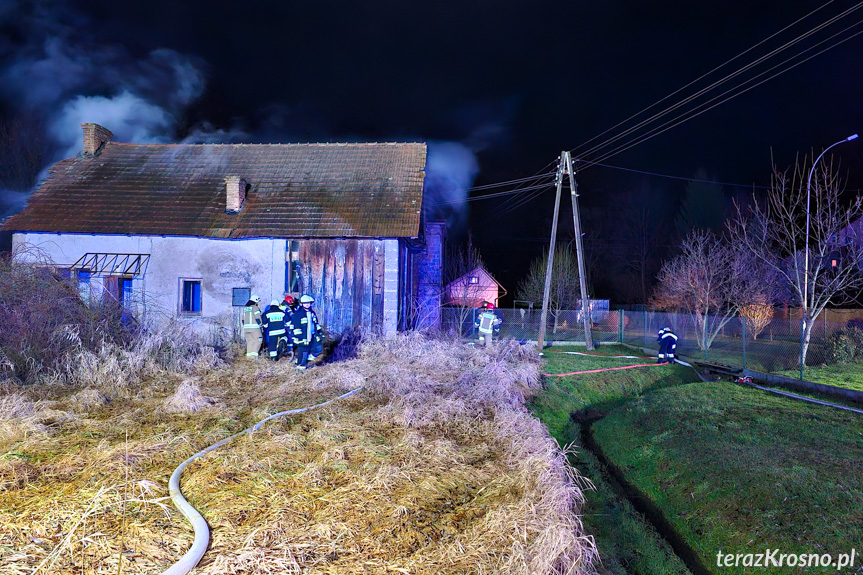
[474,302,502,346]
[281,294,298,313]
[657,326,679,364]
[280,295,298,360]
[291,294,323,370]
[242,295,263,357]
[262,299,288,360]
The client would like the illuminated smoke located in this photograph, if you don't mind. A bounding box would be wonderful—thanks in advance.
[424,141,479,230]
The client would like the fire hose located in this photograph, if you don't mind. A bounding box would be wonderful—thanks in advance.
[160,386,363,575]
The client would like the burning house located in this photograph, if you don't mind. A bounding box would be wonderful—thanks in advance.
[2,123,444,337]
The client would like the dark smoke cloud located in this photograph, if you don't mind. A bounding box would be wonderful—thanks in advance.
[0,1,206,216]
[0,2,495,228]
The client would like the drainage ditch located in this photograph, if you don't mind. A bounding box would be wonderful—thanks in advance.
[573,407,714,575]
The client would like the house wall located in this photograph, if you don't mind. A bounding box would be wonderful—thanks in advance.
[444,282,499,308]
[13,233,286,336]
[13,232,406,338]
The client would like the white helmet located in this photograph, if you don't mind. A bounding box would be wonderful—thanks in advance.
[270,299,280,307]
[251,295,261,304]
[300,294,314,304]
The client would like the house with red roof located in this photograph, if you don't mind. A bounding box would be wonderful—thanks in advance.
[2,123,443,336]
[443,265,506,309]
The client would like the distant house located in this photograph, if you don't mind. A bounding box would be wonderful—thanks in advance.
[2,123,444,336]
[443,265,506,308]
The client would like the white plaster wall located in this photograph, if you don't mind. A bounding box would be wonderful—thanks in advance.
[383,239,398,335]
[13,233,286,334]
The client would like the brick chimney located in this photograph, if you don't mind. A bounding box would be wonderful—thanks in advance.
[225,176,247,213]
[81,123,113,156]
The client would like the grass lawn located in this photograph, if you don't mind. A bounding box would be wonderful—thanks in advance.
[776,362,863,393]
[593,381,863,574]
[531,344,695,575]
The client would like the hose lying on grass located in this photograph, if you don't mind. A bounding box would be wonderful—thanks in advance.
[734,377,863,416]
[677,358,863,416]
[545,350,654,360]
[543,362,667,377]
[160,386,363,575]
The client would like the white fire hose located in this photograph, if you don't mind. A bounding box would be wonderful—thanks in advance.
[160,387,363,575]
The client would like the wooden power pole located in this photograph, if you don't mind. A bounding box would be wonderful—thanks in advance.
[566,152,594,350]
[537,151,594,350]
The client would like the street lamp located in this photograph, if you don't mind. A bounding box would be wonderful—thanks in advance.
[800,133,858,379]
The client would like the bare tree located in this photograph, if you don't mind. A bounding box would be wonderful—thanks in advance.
[517,247,581,334]
[728,156,863,365]
[610,187,669,303]
[652,230,775,350]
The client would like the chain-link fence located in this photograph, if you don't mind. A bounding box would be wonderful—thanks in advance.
[440,307,620,345]
[620,307,863,373]
[441,306,863,374]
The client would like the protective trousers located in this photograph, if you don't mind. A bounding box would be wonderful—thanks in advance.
[244,327,262,357]
[296,339,323,368]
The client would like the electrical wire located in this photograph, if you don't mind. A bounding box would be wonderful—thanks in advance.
[446,3,863,213]
[573,1,861,162]
[465,172,556,191]
[586,19,863,166]
[579,160,770,189]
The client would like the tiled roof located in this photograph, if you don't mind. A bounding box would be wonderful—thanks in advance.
[3,142,427,238]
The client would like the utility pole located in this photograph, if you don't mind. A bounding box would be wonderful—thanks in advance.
[566,153,594,350]
[537,151,594,350]
[537,153,564,350]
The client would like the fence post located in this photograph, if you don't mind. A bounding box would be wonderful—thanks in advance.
[643,308,648,349]
[618,310,624,344]
[741,315,746,370]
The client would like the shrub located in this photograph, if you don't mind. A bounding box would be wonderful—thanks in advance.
[0,256,132,383]
[826,327,863,364]
[0,257,222,386]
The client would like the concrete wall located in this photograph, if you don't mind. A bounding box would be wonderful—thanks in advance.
[383,239,399,334]
[13,232,285,335]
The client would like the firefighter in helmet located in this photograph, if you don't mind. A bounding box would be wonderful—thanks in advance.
[281,293,298,313]
[291,294,324,370]
[474,301,502,346]
[242,295,263,357]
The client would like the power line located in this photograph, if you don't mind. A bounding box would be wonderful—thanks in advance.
[450,2,863,221]
[578,159,772,189]
[585,19,863,166]
[464,172,556,192]
[572,0,858,162]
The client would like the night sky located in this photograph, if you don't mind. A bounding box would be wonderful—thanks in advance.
[2,1,863,303]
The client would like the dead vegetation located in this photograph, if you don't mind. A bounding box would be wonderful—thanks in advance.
[0,333,597,575]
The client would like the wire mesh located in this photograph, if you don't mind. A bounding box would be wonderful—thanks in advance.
[620,307,863,374]
[441,306,863,375]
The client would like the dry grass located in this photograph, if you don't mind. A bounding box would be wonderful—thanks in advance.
[0,333,597,575]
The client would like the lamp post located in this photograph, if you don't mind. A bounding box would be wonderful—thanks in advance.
[800,133,858,379]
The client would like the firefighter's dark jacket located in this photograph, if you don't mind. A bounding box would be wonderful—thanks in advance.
[262,306,288,337]
[290,307,323,346]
